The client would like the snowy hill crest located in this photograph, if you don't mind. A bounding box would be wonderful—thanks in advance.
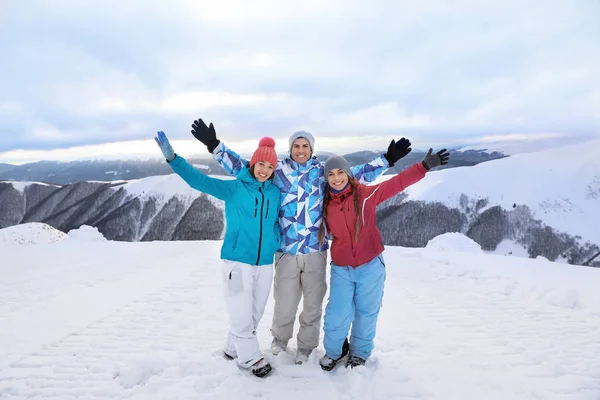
[0,222,67,245]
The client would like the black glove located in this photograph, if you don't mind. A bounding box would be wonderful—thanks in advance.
[384,138,412,167]
[191,118,220,153]
[422,148,450,171]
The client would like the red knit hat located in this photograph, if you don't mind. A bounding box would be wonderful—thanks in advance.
[250,137,278,167]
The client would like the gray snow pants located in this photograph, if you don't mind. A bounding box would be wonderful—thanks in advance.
[270,250,328,351]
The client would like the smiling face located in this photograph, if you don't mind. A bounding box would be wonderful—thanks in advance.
[290,138,312,164]
[253,160,275,182]
[327,168,349,191]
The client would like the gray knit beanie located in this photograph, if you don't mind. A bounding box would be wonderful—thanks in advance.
[324,155,353,178]
[288,130,315,153]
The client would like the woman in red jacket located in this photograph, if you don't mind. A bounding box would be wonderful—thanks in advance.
[317,139,449,370]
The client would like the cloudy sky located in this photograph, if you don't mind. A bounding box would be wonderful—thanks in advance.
[0,0,599,164]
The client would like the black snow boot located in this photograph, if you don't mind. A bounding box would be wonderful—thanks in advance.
[346,355,366,368]
[319,338,349,371]
[251,358,272,378]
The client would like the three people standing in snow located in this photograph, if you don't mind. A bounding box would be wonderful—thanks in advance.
[154,131,281,378]
[189,118,421,365]
[155,119,449,375]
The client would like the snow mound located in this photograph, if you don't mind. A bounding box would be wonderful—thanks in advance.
[0,223,67,245]
[425,232,483,254]
[67,225,107,242]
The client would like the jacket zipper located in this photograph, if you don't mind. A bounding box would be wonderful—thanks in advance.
[341,198,354,251]
[266,200,270,218]
[254,198,258,218]
[256,187,265,265]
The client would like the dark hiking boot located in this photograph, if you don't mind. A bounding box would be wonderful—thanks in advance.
[346,355,366,368]
[319,338,349,371]
[251,358,272,378]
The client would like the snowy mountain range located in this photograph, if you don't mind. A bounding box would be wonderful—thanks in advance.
[0,141,598,267]
[0,149,504,185]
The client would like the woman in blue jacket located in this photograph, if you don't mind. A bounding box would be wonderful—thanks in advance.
[155,131,281,378]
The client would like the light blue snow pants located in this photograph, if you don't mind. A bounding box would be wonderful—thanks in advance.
[323,254,386,360]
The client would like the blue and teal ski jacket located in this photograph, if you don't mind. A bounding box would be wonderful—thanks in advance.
[168,155,281,266]
[211,143,389,255]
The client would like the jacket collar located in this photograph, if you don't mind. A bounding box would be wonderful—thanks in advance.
[329,181,353,201]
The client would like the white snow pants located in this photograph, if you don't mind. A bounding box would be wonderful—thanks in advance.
[222,260,274,369]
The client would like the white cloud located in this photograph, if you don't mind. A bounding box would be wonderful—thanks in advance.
[30,126,68,141]
[0,0,599,159]
[182,0,346,23]
[463,95,526,125]
[322,103,433,133]
[0,139,200,165]
[212,52,274,70]
[474,133,568,143]
[0,101,24,114]
[0,136,285,165]
[160,91,281,111]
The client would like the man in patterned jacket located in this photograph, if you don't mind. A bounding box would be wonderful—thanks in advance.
[188,118,412,364]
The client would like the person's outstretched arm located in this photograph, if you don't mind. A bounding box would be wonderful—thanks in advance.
[365,147,450,205]
[155,131,236,201]
[190,118,248,178]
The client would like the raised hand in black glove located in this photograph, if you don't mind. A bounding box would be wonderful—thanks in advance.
[191,118,220,153]
[421,148,450,171]
[384,138,412,167]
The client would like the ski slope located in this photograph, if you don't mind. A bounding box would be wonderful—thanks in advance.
[375,139,600,246]
[1,224,599,399]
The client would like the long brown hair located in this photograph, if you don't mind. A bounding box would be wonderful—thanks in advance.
[318,178,361,245]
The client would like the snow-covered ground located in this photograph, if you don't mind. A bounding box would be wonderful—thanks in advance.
[1,224,600,400]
